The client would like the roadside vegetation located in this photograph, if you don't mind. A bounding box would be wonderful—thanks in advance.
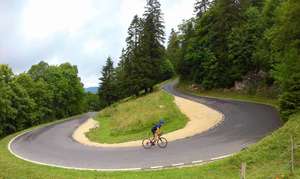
[177,81,279,108]
[0,62,98,139]
[86,90,188,143]
[1,101,299,178]
[169,0,300,122]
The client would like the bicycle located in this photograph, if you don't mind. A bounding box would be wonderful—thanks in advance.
[142,133,168,149]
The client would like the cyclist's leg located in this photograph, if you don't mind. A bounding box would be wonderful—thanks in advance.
[154,131,159,143]
[151,129,156,142]
[157,128,161,137]
[155,128,161,142]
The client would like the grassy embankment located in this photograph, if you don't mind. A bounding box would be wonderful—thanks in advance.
[0,81,299,178]
[177,81,279,108]
[86,89,188,143]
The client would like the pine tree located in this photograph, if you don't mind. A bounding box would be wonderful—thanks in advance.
[272,0,300,119]
[143,0,165,44]
[177,19,196,80]
[194,0,211,17]
[249,0,264,9]
[126,15,143,53]
[166,29,181,71]
[118,48,126,71]
[122,15,144,96]
[98,57,118,107]
[139,0,165,92]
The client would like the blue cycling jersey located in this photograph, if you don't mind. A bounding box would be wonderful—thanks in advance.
[155,123,162,129]
[151,123,162,132]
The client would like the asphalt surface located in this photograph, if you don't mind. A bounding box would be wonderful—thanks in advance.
[9,81,282,170]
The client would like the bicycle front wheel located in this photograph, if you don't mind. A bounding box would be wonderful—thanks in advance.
[142,138,152,149]
[157,137,168,148]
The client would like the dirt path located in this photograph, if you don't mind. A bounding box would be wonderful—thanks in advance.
[72,96,223,148]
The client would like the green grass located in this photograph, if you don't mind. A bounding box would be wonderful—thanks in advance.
[177,81,279,108]
[1,112,300,178]
[86,90,188,143]
[1,83,300,178]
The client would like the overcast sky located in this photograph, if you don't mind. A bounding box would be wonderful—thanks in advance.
[0,0,195,87]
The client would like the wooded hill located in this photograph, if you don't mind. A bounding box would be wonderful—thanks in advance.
[0,62,86,137]
[167,0,300,120]
[99,0,300,121]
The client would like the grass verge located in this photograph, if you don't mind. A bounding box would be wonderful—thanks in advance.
[177,81,279,108]
[86,90,188,144]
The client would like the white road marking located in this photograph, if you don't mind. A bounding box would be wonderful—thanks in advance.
[150,166,163,169]
[8,130,235,171]
[192,160,203,164]
[172,163,184,167]
[8,127,143,172]
[211,154,233,161]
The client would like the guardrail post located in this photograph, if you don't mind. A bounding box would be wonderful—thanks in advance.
[290,136,294,174]
[240,162,246,179]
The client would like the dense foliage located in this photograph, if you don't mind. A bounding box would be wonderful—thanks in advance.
[0,62,97,137]
[172,0,300,119]
[98,0,174,107]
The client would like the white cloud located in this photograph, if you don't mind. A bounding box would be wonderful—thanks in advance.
[21,0,97,40]
[82,39,105,56]
[163,0,195,35]
[119,0,145,29]
[2,0,195,88]
[82,73,100,87]
[47,56,68,65]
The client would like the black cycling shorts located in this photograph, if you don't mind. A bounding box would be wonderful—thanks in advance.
[151,127,157,134]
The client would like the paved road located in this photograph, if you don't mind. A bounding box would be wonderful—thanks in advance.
[9,81,282,170]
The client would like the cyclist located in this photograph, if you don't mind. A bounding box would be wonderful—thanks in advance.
[151,119,165,145]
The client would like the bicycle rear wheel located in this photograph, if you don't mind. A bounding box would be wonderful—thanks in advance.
[142,138,152,149]
[157,137,168,148]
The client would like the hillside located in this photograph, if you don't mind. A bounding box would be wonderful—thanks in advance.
[86,89,188,144]
[85,87,98,94]
[1,90,299,178]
